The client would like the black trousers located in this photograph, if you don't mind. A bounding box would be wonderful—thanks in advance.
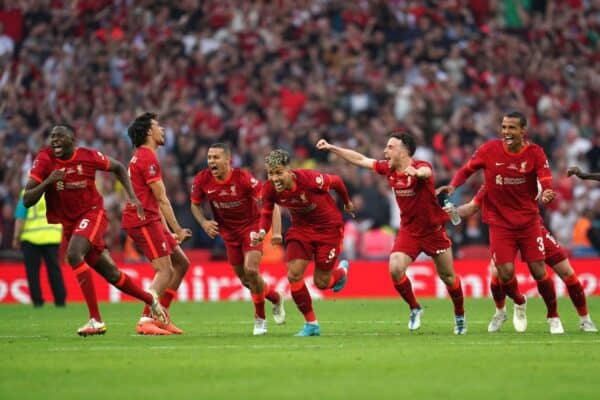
[21,242,66,306]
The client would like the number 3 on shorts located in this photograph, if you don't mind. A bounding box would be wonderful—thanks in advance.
[536,236,544,252]
[78,219,90,230]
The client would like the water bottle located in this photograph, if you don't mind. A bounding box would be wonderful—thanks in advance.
[444,200,462,226]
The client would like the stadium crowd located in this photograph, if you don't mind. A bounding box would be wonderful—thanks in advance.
[1,0,599,260]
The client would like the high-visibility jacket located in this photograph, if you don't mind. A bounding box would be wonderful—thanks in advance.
[15,191,62,245]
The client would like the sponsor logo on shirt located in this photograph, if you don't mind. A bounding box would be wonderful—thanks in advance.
[394,189,416,197]
[495,175,526,185]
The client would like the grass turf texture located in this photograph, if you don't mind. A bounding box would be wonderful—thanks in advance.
[1,297,599,400]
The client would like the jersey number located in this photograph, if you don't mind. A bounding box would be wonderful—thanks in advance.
[78,219,90,230]
[537,237,544,252]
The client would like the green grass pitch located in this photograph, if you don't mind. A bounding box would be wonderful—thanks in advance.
[1,297,598,400]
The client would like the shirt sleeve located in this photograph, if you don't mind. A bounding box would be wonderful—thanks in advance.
[190,173,205,204]
[473,184,487,206]
[328,174,351,204]
[258,183,275,232]
[29,151,52,183]
[243,170,262,199]
[141,155,162,184]
[534,146,553,191]
[450,145,487,187]
[90,149,111,171]
[372,160,390,176]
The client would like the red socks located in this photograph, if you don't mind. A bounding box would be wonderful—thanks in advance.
[73,262,101,321]
[264,284,281,305]
[114,272,153,305]
[289,280,316,322]
[536,273,559,318]
[490,275,506,309]
[500,276,526,305]
[563,274,588,316]
[251,290,266,320]
[446,277,465,316]
[326,267,346,289]
[393,275,420,310]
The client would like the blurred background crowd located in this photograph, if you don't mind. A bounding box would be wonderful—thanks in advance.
[1,0,599,261]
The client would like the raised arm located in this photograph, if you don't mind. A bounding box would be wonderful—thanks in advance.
[316,139,376,169]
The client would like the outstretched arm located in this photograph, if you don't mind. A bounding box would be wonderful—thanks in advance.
[316,139,376,169]
[568,166,600,181]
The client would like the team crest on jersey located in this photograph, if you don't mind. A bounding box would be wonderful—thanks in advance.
[149,164,157,176]
[250,178,258,187]
[300,192,308,203]
[230,185,236,195]
[316,175,323,187]
[519,161,528,173]
[77,164,83,175]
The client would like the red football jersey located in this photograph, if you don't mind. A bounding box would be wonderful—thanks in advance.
[259,169,344,232]
[451,140,552,229]
[373,159,448,235]
[29,147,110,224]
[121,146,162,229]
[190,168,261,241]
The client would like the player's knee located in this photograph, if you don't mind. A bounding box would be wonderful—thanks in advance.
[243,267,260,282]
[313,276,329,290]
[287,270,303,283]
[66,251,83,268]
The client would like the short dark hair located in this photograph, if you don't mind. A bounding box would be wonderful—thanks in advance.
[265,149,290,169]
[390,131,416,156]
[53,124,76,137]
[128,112,157,147]
[504,111,527,128]
[209,142,231,156]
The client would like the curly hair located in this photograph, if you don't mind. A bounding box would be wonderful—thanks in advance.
[265,149,290,169]
[127,112,157,147]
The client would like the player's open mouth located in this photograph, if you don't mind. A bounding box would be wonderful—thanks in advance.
[53,146,63,155]
[273,181,284,191]
[504,135,514,145]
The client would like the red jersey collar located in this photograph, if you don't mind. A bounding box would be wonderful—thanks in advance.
[55,148,79,163]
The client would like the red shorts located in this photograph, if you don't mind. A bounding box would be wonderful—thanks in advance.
[490,222,545,264]
[542,226,567,266]
[62,208,108,266]
[223,226,263,266]
[126,220,178,261]
[285,226,343,271]
[391,226,451,259]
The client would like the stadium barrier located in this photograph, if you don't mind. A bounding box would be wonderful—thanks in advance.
[1,259,599,304]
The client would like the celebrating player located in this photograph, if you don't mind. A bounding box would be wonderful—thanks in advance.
[23,124,167,336]
[191,143,285,336]
[250,149,354,337]
[448,186,597,333]
[123,112,192,335]
[437,111,563,334]
[317,132,467,335]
